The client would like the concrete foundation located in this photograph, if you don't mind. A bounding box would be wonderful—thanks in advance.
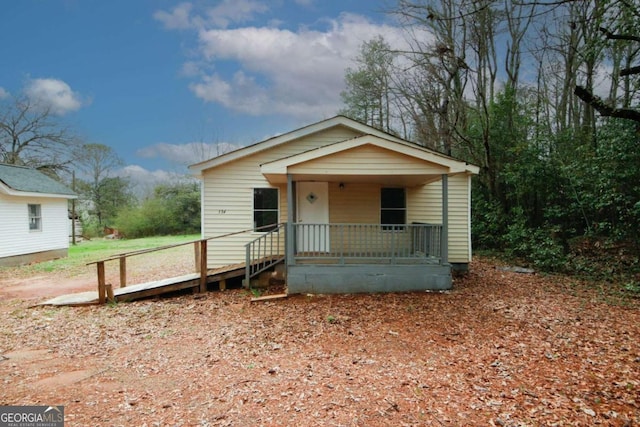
[286,263,452,294]
[0,249,68,267]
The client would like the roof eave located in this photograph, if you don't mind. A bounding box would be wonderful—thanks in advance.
[188,116,408,175]
[0,182,76,199]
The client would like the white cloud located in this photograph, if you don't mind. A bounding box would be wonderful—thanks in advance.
[24,78,83,115]
[188,13,408,119]
[180,61,203,77]
[153,2,198,30]
[155,2,419,121]
[206,0,269,28]
[117,165,193,197]
[137,141,243,165]
[154,0,269,30]
[118,164,175,183]
[0,87,9,99]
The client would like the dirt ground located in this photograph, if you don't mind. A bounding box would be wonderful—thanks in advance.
[0,257,638,426]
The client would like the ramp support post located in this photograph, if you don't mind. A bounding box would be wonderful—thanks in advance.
[194,241,201,273]
[97,261,106,304]
[119,257,127,288]
[199,239,207,293]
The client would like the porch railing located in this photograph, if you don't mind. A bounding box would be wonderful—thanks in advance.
[245,223,286,286]
[294,222,442,264]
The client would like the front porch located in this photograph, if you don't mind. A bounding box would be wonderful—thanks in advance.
[242,134,475,294]
[246,221,452,294]
[288,222,451,293]
[293,222,443,264]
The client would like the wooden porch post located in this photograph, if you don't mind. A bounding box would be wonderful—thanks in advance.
[441,174,449,264]
[286,174,296,266]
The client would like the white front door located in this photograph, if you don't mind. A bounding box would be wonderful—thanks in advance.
[297,181,330,252]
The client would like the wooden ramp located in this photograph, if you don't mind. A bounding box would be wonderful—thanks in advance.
[39,262,256,306]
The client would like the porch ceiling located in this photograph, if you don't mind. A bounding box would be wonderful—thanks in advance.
[263,171,443,186]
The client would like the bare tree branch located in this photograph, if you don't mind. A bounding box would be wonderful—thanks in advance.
[620,65,640,76]
[574,85,640,122]
[0,96,76,171]
[599,26,640,43]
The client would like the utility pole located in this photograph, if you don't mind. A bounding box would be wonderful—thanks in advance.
[72,170,77,245]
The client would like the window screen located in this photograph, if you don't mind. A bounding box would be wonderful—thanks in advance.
[28,204,42,231]
[381,188,406,229]
[254,188,278,232]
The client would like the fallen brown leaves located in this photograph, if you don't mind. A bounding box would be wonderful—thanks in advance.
[0,258,638,426]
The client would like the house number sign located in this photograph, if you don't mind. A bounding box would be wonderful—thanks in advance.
[306,192,318,204]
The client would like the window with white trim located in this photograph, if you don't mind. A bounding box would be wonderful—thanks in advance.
[28,204,42,231]
[253,188,278,232]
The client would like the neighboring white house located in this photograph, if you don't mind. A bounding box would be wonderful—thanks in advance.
[0,163,77,267]
[190,116,479,294]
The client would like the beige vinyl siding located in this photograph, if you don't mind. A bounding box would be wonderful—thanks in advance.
[0,194,70,259]
[203,127,361,267]
[328,183,419,256]
[407,173,471,263]
[202,124,474,267]
[328,182,381,254]
[448,174,472,262]
[289,144,448,176]
[329,182,378,223]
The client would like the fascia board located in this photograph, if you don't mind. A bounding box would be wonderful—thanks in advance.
[261,135,475,174]
[189,116,407,174]
[0,181,76,199]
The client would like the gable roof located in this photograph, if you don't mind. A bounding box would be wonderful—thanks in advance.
[261,134,478,177]
[189,115,418,175]
[189,116,479,175]
[0,163,76,198]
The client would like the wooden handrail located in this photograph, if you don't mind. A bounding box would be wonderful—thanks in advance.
[87,238,203,265]
[90,224,281,303]
[87,224,281,266]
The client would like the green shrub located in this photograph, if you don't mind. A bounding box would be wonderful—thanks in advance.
[503,208,566,271]
[80,217,103,239]
[113,184,200,238]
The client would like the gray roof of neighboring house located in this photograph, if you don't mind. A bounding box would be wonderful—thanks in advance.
[0,163,76,196]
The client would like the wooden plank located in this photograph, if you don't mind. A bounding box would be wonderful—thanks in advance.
[97,261,106,304]
[194,241,200,273]
[199,240,207,293]
[219,279,226,291]
[105,284,115,302]
[250,293,288,302]
[119,257,127,287]
[114,273,200,295]
[115,279,200,302]
[207,268,247,282]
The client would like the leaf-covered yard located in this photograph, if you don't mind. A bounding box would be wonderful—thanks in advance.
[0,258,638,426]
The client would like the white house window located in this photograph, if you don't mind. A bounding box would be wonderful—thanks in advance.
[253,188,278,232]
[28,204,42,231]
[381,188,406,230]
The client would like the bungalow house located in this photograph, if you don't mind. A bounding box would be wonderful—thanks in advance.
[0,163,76,267]
[189,116,479,294]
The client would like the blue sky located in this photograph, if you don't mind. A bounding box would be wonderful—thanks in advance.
[0,1,407,188]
